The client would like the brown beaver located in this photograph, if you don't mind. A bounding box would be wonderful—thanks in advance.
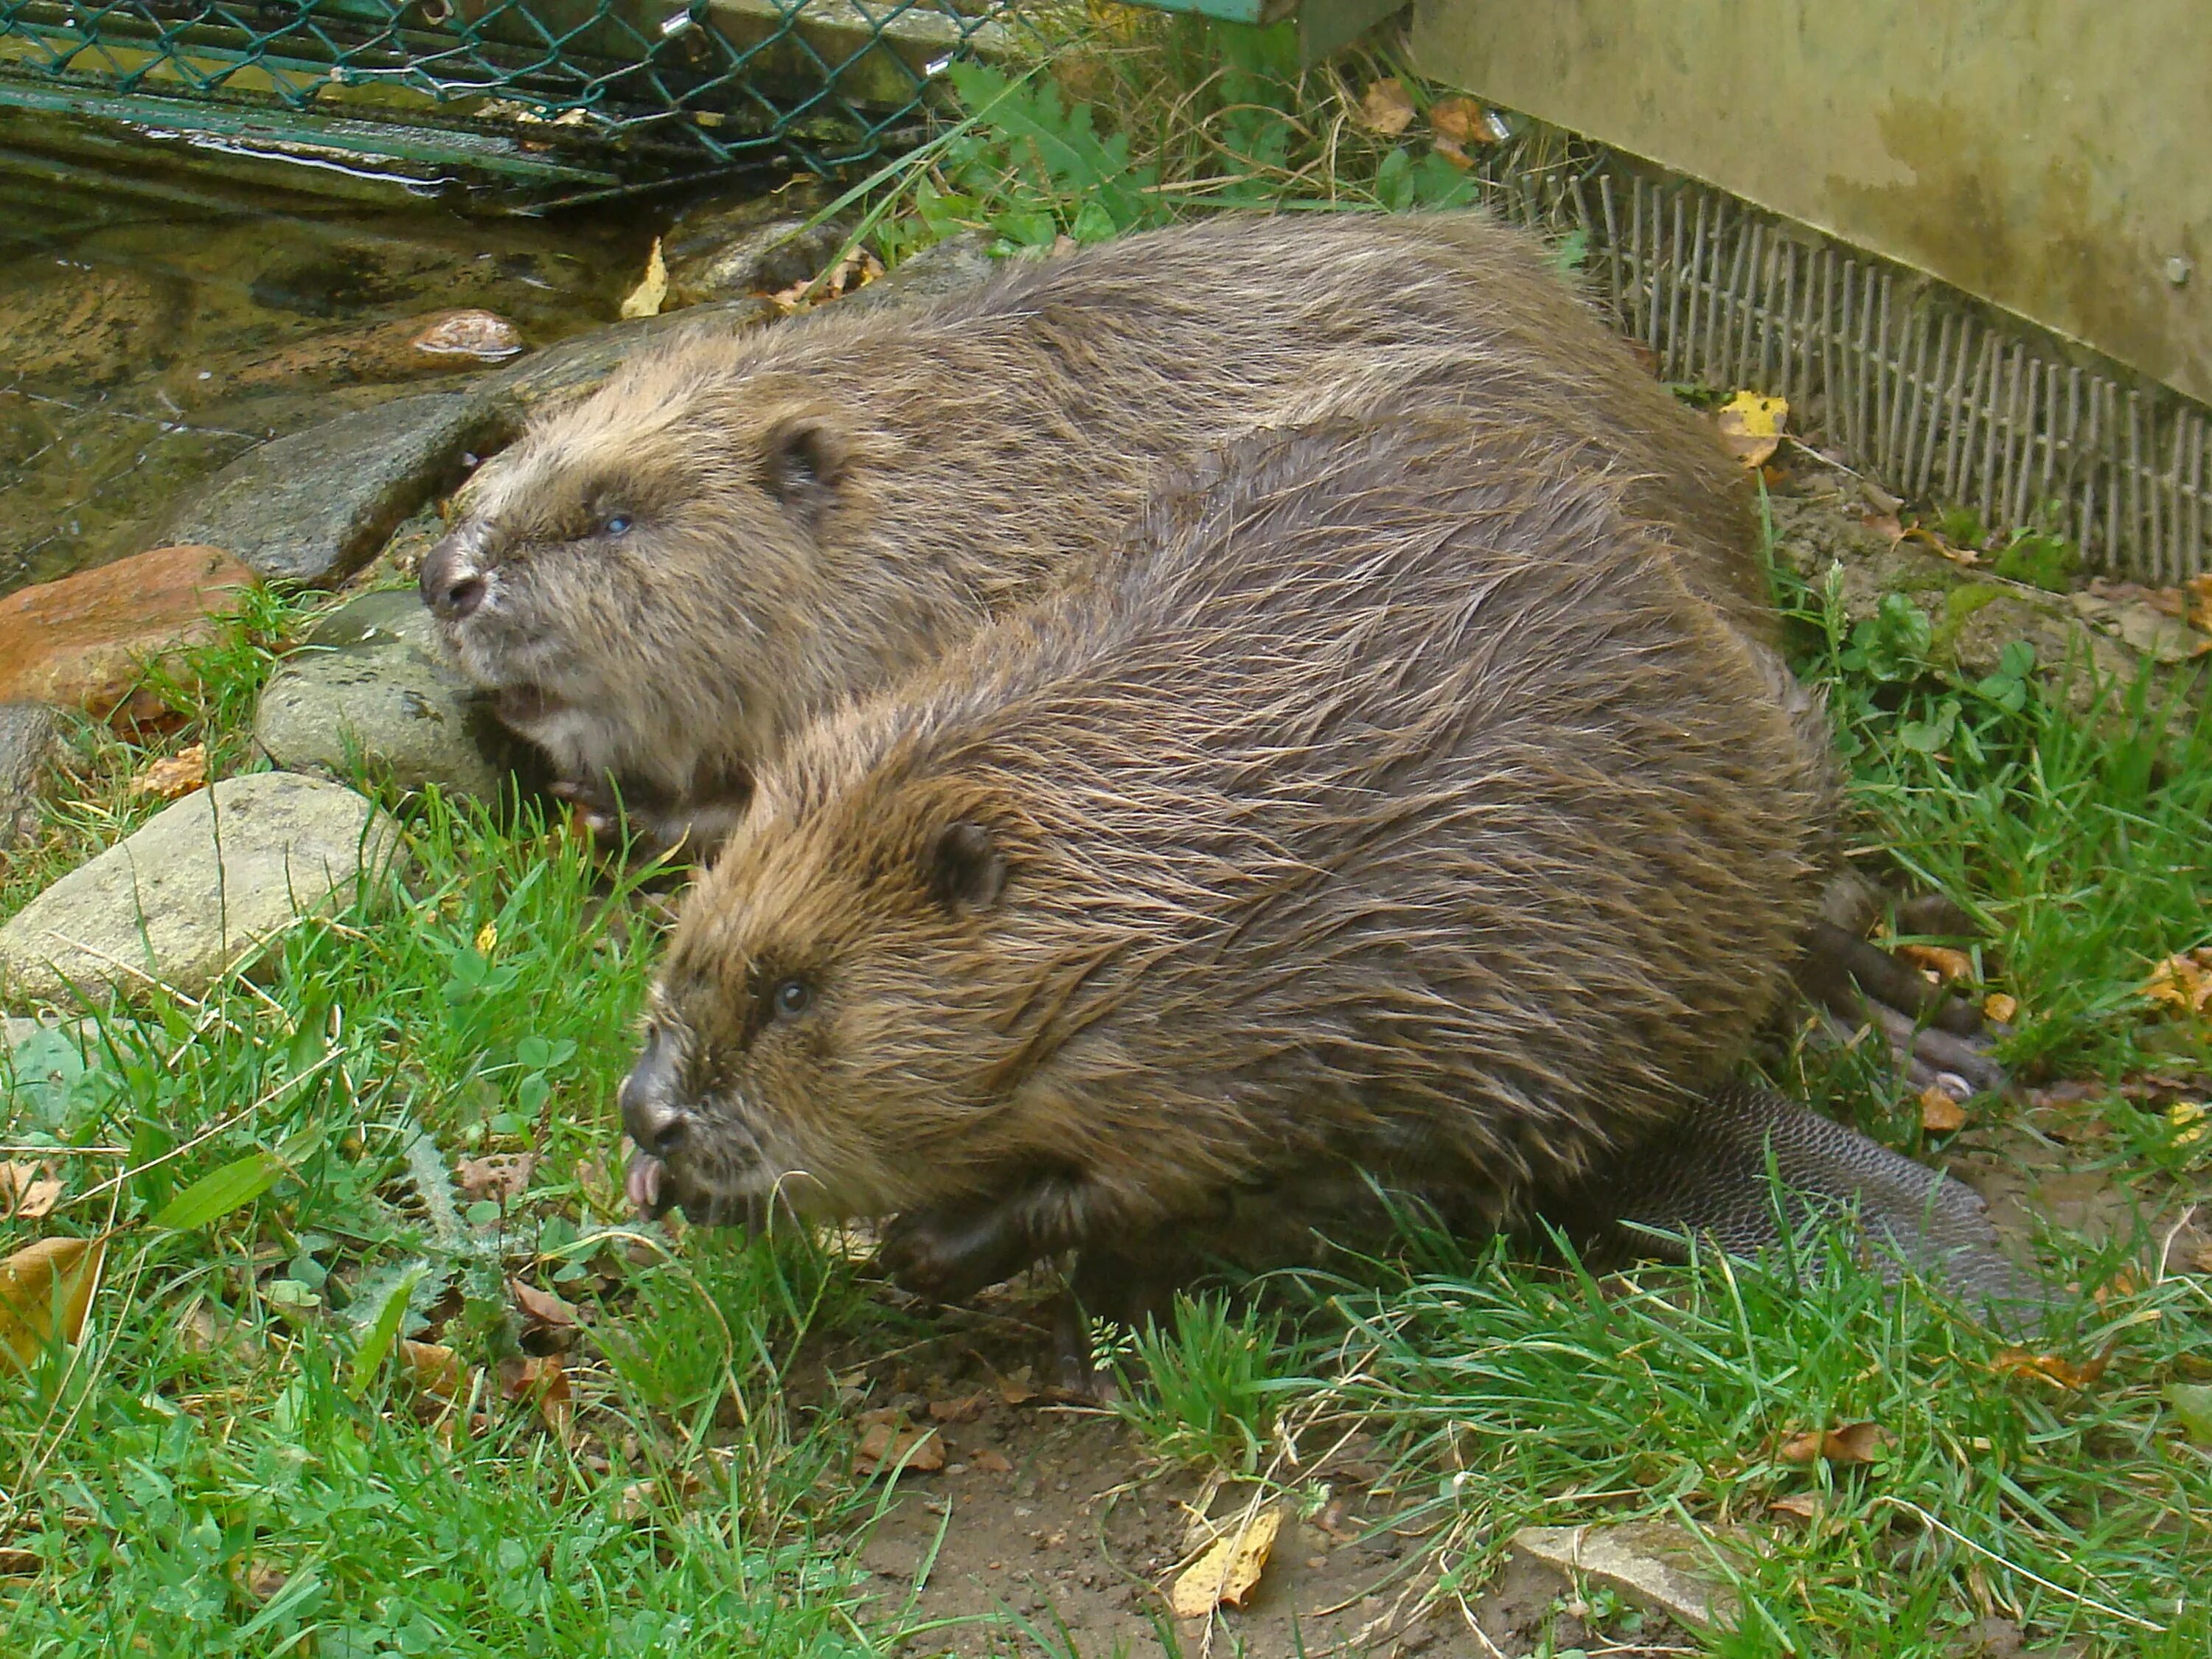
[420,209,1765,855]
[615,412,2034,1335]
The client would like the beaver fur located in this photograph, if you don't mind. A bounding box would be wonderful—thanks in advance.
[616,412,1846,1306]
[422,210,1765,852]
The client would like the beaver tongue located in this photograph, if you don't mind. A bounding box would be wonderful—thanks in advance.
[625,1152,665,1217]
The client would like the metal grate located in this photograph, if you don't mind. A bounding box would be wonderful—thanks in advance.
[1467,133,2212,585]
[0,0,1014,180]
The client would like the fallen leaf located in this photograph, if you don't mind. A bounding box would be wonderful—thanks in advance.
[458,1152,535,1203]
[2070,591,2212,664]
[1992,1349,2109,1390]
[1767,1492,1821,1522]
[928,1391,989,1423]
[2166,1382,2212,1445]
[130,743,206,801]
[501,1353,572,1439]
[854,1411,945,1475]
[770,248,883,315]
[1919,1088,1969,1133]
[619,238,668,319]
[0,1235,106,1369]
[509,1278,574,1329]
[1862,512,1905,544]
[2142,952,2212,1016]
[1356,78,1414,137]
[1171,1508,1281,1618]
[995,1366,1037,1406]
[1983,992,2018,1023]
[400,1338,468,1402]
[1898,524,1983,566]
[1778,1422,1885,1465]
[971,1446,1012,1474]
[473,922,498,955]
[1896,943,1973,981]
[2187,572,2212,633]
[1716,392,1787,469]
[1430,136,1472,170]
[2170,1100,2209,1148]
[0,1546,38,1578]
[1429,97,1498,146]
[239,1560,288,1602]
[0,1163,61,1220]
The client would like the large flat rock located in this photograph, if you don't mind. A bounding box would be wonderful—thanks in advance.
[0,544,259,715]
[163,393,501,586]
[0,772,398,1008]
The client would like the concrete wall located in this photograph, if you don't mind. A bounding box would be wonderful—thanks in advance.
[1406,0,2212,405]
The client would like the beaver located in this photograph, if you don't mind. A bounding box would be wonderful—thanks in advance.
[420,209,1766,855]
[615,413,2034,1333]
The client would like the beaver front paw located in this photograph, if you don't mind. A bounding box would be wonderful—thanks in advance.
[877,1202,1042,1302]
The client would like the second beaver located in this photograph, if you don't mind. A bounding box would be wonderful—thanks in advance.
[421,209,1764,854]
[616,414,2031,1327]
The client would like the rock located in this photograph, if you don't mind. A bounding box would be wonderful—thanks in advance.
[0,545,259,715]
[162,393,503,586]
[0,256,186,388]
[220,309,526,392]
[837,232,999,317]
[0,702,60,849]
[1508,1522,1739,1633]
[666,211,848,308]
[0,773,398,1008]
[462,298,777,426]
[253,589,519,799]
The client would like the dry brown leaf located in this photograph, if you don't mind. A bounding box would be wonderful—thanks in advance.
[458,1152,535,1203]
[1430,136,1472,170]
[995,1366,1037,1406]
[854,1411,945,1475]
[1919,1088,1969,1133]
[1356,78,1414,137]
[131,743,206,801]
[400,1338,468,1402]
[501,1353,572,1439]
[1983,992,2018,1023]
[509,1278,574,1329]
[0,1234,106,1369]
[1992,1348,2110,1390]
[771,248,883,314]
[1767,1492,1822,1522]
[240,1561,288,1602]
[1896,943,1973,981]
[971,1446,1012,1474]
[1778,1422,1886,1465]
[0,1162,61,1220]
[619,238,667,319]
[0,1546,38,1579]
[1716,392,1787,469]
[1170,1508,1281,1618]
[2186,572,2212,633]
[928,1391,989,1424]
[1429,97,1495,146]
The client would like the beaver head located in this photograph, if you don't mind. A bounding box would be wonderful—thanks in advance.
[617,720,1066,1227]
[418,345,877,801]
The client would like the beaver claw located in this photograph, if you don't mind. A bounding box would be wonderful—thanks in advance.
[877,1203,1041,1301]
[1795,896,2011,1098]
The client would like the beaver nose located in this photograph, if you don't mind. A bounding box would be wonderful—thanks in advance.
[619,1031,690,1156]
[420,527,489,622]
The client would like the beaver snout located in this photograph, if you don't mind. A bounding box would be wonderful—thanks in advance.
[420,521,493,622]
[619,1029,691,1158]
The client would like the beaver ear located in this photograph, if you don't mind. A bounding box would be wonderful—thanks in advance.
[759,412,852,518]
[926,821,1008,914]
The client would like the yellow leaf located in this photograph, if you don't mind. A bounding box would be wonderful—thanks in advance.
[1430,97,1497,146]
[1716,391,1788,469]
[619,238,668,320]
[1896,943,1973,981]
[2171,1101,2208,1148]
[0,1235,106,1370]
[474,922,498,955]
[131,743,207,801]
[1170,1508,1281,1618]
[1983,992,2018,1023]
[2143,953,2212,1015]
[1355,79,1414,138]
[1919,1088,1969,1133]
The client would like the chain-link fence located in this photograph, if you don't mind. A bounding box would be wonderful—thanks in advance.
[0,0,1013,179]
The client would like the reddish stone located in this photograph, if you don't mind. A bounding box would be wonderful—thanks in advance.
[0,544,260,716]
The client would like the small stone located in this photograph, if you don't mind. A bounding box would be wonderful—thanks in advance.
[1509,1521,1739,1632]
[0,546,258,716]
[222,309,526,392]
[163,394,503,586]
[253,589,520,799]
[837,232,999,317]
[666,215,849,309]
[0,772,398,1008]
[0,702,61,849]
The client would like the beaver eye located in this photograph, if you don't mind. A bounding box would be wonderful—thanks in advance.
[599,512,633,538]
[771,978,813,1019]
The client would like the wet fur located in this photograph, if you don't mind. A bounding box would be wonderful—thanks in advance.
[428,211,1765,835]
[631,416,1834,1287]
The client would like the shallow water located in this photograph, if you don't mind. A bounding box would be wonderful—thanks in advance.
[0,136,656,594]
